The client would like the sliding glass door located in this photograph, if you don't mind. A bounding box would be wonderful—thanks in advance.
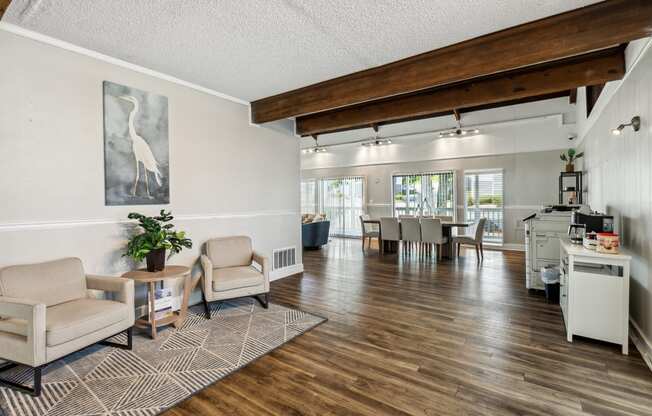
[392,172,455,218]
[464,169,504,244]
[301,176,365,237]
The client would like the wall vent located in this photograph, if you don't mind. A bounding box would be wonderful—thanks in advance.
[273,246,296,270]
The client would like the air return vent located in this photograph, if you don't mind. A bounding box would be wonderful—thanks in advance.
[273,247,296,270]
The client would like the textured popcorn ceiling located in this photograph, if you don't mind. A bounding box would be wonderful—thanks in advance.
[4,0,600,102]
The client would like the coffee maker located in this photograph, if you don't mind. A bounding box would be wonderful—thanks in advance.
[568,223,586,244]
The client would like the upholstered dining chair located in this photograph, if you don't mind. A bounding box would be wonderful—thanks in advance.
[435,215,453,222]
[0,257,134,396]
[421,218,448,260]
[401,217,422,253]
[200,236,270,319]
[379,217,401,255]
[452,217,487,262]
[359,214,380,252]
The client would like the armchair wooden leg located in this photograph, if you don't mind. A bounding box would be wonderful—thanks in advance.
[0,362,43,397]
[100,327,133,350]
[200,285,211,319]
[255,293,270,309]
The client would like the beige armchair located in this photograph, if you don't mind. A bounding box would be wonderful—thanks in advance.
[0,258,134,396]
[200,236,270,318]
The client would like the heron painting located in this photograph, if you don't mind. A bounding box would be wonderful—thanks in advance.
[103,81,169,205]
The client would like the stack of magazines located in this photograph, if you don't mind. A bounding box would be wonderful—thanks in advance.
[154,288,173,320]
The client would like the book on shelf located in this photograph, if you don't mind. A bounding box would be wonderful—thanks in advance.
[153,288,174,320]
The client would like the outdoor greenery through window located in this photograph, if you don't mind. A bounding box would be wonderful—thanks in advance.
[392,172,455,218]
[301,176,364,237]
[464,170,504,244]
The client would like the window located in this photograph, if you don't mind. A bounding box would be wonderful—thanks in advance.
[392,172,455,218]
[300,179,317,214]
[301,176,365,237]
[464,170,504,244]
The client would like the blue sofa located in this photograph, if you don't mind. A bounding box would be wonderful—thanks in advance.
[302,220,330,249]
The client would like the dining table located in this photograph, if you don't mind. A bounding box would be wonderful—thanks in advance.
[362,218,471,259]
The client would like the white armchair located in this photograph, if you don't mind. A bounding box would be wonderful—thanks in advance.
[0,257,134,396]
[200,236,270,319]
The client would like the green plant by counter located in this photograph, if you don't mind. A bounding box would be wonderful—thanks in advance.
[560,148,584,172]
[124,210,192,262]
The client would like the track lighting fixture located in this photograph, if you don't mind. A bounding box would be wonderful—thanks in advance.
[438,128,480,138]
[361,138,392,147]
[302,135,327,153]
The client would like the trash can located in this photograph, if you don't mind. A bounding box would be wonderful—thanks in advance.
[541,266,560,304]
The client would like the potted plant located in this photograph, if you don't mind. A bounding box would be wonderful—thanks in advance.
[124,210,192,272]
[560,148,584,172]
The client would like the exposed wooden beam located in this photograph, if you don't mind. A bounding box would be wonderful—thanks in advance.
[0,0,12,19]
[252,0,651,124]
[296,47,624,136]
[569,89,578,105]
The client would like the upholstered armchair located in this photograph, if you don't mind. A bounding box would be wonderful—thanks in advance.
[200,236,270,318]
[0,258,134,396]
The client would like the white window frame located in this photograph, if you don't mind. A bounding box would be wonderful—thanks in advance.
[463,168,505,245]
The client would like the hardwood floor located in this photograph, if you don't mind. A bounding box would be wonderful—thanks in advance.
[165,238,652,416]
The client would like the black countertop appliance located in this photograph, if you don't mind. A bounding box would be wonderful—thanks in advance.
[571,211,614,233]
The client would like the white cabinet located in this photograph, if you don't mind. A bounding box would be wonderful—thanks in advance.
[559,238,631,354]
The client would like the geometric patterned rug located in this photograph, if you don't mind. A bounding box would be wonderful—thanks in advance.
[0,299,326,416]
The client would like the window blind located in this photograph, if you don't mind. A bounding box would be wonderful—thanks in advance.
[392,171,455,218]
[464,170,504,244]
[301,176,365,237]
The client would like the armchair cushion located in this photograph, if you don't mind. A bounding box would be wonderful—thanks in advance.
[213,266,264,292]
[46,298,128,347]
[206,236,253,268]
[0,258,87,307]
[0,317,28,337]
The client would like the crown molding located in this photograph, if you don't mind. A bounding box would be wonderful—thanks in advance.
[0,22,249,106]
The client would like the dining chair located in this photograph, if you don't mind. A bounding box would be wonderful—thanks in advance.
[359,214,380,252]
[379,217,400,255]
[421,218,448,260]
[452,217,487,262]
[401,217,421,254]
[399,214,415,219]
[435,215,453,222]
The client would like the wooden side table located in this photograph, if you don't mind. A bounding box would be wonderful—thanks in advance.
[122,265,192,339]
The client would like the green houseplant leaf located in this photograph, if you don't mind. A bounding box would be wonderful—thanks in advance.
[124,210,192,262]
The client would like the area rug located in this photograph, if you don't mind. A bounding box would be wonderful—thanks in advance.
[0,299,326,416]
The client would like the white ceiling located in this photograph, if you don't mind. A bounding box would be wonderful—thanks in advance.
[4,0,600,102]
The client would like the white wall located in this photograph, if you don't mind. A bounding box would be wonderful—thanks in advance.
[0,30,301,309]
[302,150,562,248]
[576,39,652,361]
[301,115,574,170]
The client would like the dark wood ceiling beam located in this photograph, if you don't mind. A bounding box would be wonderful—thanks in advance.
[295,47,624,136]
[0,0,13,19]
[252,0,651,124]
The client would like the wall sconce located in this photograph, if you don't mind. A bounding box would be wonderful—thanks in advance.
[611,116,641,136]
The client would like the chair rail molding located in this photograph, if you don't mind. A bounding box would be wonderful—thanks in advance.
[0,210,300,232]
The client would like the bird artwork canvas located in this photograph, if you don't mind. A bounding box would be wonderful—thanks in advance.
[103,81,169,205]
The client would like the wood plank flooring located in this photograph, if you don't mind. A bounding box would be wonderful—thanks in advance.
[165,238,652,416]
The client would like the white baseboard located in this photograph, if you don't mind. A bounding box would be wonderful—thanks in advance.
[630,318,652,373]
[271,263,304,281]
[485,243,525,252]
